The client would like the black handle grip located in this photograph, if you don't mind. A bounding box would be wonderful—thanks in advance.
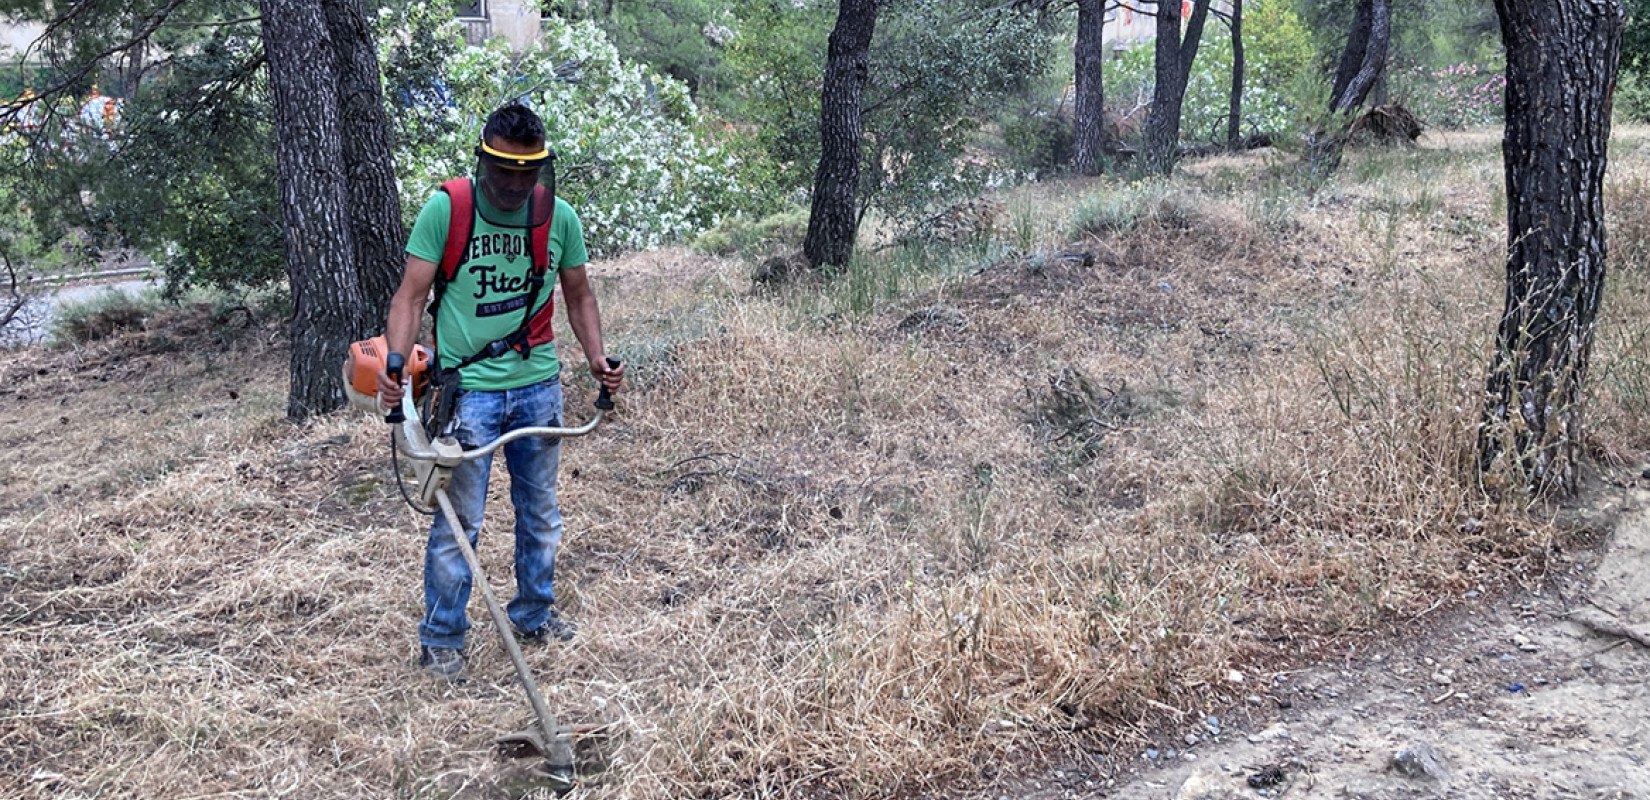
[595,357,621,411]
[384,352,406,424]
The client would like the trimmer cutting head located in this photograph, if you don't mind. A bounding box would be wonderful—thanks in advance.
[496,723,616,796]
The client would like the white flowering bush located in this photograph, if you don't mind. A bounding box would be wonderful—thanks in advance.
[376,8,742,256]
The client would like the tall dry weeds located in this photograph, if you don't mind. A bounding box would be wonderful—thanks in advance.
[4,130,1639,799]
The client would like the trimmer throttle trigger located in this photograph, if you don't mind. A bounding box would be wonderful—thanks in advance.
[385,352,406,424]
[595,357,621,411]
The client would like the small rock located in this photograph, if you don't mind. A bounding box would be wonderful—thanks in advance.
[1431,671,1452,685]
[1512,633,1531,646]
[1341,777,1390,799]
[1246,723,1290,744]
[1146,748,1160,760]
[1174,771,1229,800]
[1246,695,1264,706]
[1185,733,1201,747]
[1390,741,1450,782]
[1227,669,1246,684]
[1582,661,1594,671]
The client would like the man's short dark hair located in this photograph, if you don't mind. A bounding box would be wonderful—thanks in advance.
[482,102,546,147]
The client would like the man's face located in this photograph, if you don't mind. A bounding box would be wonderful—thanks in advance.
[478,137,544,212]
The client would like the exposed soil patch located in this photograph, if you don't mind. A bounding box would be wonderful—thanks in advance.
[1014,482,1650,800]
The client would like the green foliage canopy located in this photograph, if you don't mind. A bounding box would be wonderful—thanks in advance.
[1106,0,1319,141]
[547,0,736,99]
[723,0,1052,221]
[377,8,743,256]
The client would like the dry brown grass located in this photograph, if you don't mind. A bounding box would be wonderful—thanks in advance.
[5,129,1650,799]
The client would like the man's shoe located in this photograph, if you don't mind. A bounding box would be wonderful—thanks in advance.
[515,608,576,643]
[419,646,468,682]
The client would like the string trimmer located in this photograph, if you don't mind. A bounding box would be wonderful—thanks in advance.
[345,339,619,794]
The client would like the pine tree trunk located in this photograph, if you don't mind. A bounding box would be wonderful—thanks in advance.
[1480,0,1623,496]
[804,0,879,269]
[1330,0,1373,109]
[1144,0,1182,174]
[1227,0,1243,146]
[1331,0,1390,114]
[1072,0,1106,175]
[261,0,370,421]
[322,0,405,320]
[1145,0,1211,174]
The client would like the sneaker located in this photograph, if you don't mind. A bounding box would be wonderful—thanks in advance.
[515,608,576,643]
[419,645,467,682]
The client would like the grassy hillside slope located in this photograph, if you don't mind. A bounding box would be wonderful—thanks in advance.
[5,128,1650,798]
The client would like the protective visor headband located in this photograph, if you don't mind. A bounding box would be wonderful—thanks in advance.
[475,141,555,170]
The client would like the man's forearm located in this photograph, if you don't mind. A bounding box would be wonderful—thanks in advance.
[564,292,605,365]
[386,294,422,363]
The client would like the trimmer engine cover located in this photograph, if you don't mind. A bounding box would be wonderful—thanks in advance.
[343,336,433,411]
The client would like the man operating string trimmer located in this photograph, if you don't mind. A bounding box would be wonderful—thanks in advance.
[376,102,624,683]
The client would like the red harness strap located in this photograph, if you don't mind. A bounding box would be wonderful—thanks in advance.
[431,178,557,363]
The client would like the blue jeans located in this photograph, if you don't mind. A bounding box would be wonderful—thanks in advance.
[420,378,565,650]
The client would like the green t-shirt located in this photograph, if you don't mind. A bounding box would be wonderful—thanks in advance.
[407,182,589,391]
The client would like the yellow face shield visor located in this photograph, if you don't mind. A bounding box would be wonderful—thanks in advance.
[474,141,555,170]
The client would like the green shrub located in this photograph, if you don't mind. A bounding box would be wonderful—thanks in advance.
[693,207,809,256]
[1105,0,1318,142]
[1001,108,1074,177]
[50,286,161,344]
[1618,70,1650,124]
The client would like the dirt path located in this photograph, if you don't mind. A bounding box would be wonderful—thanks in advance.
[1066,487,1650,800]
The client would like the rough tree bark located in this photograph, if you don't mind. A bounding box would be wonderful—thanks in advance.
[1227,0,1243,146]
[322,0,405,319]
[1330,0,1391,113]
[1480,0,1624,496]
[1072,0,1106,175]
[261,0,373,420]
[1145,0,1212,174]
[804,0,880,269]
[1330,0,1374,109]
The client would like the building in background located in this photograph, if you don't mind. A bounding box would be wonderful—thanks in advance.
[0,17,41,58]
[457,0,541,51]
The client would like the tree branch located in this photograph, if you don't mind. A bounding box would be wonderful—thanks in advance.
[169,15,262,29]
[2,0,193,128]
[0,249,26,333]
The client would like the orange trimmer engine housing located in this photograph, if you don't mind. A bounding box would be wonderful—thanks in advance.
[343,336,433,412]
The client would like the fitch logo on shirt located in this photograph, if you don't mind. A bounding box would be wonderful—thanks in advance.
[465,230,542,318]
